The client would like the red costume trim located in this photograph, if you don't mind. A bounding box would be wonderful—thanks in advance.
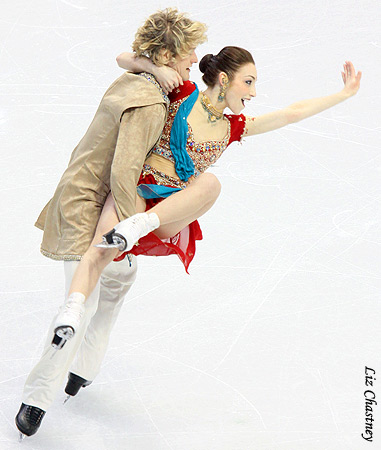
[168,81,197,102]
[115,173,203,273]
[225,114,246,145]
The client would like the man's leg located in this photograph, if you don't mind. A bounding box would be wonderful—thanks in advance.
[21,261,100,411]
[68,255,137,384]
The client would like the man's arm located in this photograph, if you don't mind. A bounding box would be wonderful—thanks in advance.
[110,103,166,220]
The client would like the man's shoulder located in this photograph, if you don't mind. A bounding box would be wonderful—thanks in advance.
[107,71,169,105]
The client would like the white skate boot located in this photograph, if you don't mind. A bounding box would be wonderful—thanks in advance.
[51,293,85,350]
[95,212,160,252]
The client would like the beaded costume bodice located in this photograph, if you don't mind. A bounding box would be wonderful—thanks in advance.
[142,82,246,189]
[151,95,231,178]
[186,120,231,176]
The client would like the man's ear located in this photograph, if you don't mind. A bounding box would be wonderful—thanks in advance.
[159,48,173,65]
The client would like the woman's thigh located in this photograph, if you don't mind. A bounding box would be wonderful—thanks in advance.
[152,173,221,239]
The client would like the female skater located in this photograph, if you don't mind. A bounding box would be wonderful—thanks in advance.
[55,46,361,347]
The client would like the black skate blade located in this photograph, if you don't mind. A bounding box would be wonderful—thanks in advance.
[95,231,126,251]
[95,231,118,248]
[103,228,116,244]
[51,326,74,350]
[51,332,67,350]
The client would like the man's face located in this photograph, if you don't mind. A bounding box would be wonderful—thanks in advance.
[169,48,198,81]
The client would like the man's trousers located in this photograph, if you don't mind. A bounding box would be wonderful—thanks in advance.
[21,256,137,411]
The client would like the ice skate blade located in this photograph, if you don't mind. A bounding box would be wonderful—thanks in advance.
[94,242,121,249]
[49,348,59,359]
[18,432,26,442]
[95,232,127,251]
[63,395,71,405]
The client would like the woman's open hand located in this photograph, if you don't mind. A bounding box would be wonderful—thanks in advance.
[341,61,362,97]
[152,65,183,95]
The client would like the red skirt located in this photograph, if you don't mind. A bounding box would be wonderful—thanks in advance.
[114,174,203,273]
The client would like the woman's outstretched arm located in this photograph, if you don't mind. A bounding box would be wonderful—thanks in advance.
[245,61,362,136]
[116,51,183,94]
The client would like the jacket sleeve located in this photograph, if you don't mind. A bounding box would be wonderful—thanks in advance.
[110,103,166,221]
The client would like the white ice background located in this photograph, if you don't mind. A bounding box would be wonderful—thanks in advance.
[0,0,380,449]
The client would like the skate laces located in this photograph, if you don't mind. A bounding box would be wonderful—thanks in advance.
[25,406,45,425]
[116,213,160,250]
[61,299,84,327]
[129,214,153,241]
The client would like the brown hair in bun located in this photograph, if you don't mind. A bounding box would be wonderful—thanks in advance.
[199,53,214,73]
[199,46,255,87]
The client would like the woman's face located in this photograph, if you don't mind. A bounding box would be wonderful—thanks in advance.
[224,63,257,114]
[169,48,198,81]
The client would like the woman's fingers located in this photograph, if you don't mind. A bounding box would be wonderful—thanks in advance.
[341,61,362,94]
[342,61,354,86]
[345,61,358,79]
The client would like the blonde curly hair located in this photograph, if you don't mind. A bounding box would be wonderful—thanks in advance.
[132,8,207,65]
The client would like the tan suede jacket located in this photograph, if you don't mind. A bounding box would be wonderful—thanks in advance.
[35,72,168,260]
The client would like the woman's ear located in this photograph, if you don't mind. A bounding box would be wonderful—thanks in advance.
[218,71,229,86]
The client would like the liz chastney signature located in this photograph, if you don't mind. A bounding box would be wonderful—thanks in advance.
[362,366,377,442]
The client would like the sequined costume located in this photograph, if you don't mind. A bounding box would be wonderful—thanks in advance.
[121,81,248,272]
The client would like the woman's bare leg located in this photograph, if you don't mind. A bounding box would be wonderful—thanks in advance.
[111,173,221,248]
[68,193,121,298]
[148,173,221,239]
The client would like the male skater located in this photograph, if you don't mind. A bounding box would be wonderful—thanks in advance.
[15,8,207,439]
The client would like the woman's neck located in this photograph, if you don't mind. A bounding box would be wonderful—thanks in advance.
[198,87,227,124]
[203,87,226,112]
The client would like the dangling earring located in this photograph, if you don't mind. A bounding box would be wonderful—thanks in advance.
[218,79,228,102]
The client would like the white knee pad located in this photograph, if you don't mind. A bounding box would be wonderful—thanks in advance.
[102,254,137,286]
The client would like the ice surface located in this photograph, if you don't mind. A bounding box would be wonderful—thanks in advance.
[0,1,380,449]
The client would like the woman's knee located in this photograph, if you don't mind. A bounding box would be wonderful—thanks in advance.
[84,246,118,273]
[199,173,221,201]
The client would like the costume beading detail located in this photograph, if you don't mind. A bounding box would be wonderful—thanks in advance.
[186,121,230,177]
[40,249,83,261]
[141,164,187,189]
[137,72,170,104]
[242,116,255,137]
[150,94,231,185]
